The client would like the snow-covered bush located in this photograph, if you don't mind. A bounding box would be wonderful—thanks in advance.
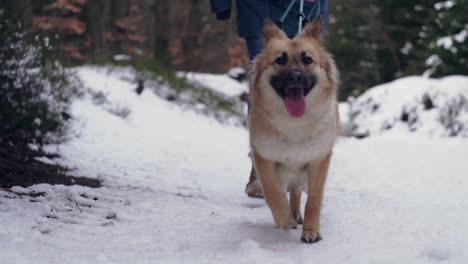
[345,76,468,137]
[438,94,468,136]
[0,9,79,143]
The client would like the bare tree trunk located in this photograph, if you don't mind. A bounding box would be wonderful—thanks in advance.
[146,0,156,58]
[168,0,193,67]
[153,0,170,64]
[367,5,402,75]
[12,0,32,30]
[85,0,112,58]
[112,0,130,18]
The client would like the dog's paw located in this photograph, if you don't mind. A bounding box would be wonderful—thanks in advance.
[245,183,264,198]
[273,211,296,230]
[301,229,322,243]
[293,212,303,225]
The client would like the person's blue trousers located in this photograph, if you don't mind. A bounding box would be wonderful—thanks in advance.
[244,0,327,61]
[245,37,264,61]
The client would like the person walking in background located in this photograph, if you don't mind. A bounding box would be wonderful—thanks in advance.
[210,0,327,61]
[209,0,329,198]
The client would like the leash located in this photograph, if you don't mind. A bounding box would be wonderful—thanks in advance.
[277,0,322,36]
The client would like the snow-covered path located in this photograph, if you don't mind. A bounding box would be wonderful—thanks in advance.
[1,68,468,264]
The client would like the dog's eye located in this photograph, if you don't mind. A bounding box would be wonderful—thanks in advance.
[301,52,313,65]
[275,52,288,65]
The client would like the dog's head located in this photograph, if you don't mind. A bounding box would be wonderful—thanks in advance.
[250,19,339,119]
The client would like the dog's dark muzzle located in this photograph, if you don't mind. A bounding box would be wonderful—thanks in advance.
[270,69,317,99]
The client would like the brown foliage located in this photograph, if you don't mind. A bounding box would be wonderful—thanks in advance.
[61,44,87,61]
[44,0,83,14]
[72,0,88,5]
[29,0,243,71]
[128,33,145,43]
[32,0,89,61]
[110,3,147,55]
[228,39,249,68]
[33,16,86,35]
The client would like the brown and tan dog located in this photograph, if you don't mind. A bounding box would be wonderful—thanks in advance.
[248,19,340,243]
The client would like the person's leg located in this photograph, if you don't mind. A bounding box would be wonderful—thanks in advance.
[245,159,263,198]
[245,36,263,61]
[319,0,327,33]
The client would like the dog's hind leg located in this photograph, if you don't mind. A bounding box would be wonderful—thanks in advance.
[289,187,303,226]
[301,152,332,243]
[245,165,264,198]
[252,152,295,230]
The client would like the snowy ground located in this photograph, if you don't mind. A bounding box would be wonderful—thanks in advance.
[181,71,247,97]
[1,68,468,264]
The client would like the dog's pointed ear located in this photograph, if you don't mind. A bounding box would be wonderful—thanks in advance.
[300,17,322,39]
[263,18,287,43]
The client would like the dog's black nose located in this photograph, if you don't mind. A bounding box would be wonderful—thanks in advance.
[287,70,305,84]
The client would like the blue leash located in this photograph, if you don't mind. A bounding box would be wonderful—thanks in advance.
[277,0,322,35]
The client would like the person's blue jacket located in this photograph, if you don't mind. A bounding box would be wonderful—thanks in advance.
[209,0,327,39]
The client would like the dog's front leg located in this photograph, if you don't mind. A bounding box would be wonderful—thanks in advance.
[252,152,295,230]
[301,153,332,243]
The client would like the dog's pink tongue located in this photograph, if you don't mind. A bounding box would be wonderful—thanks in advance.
[284,96,306,118]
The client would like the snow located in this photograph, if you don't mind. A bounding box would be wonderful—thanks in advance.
[112,54,132,62]
[434,1,455,10]
[227,67,247,80]
[454,29,468,43]
[424,55,443,77]
[436,28,467,51]
[347,75,468,137]
[2,67,468,263]
[180,71,247,97]
[436,36,453,50]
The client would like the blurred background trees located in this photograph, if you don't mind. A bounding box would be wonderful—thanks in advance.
[2,0,467,100]
[7,0,241,72]
[0,0,466,187]
[1,2,79,144]
[326,0,467,99]
[1,2,99,188]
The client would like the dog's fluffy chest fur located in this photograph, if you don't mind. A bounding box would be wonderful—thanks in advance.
[251,108,335,166]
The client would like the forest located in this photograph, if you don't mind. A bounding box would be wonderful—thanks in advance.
[4,0,467,99]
